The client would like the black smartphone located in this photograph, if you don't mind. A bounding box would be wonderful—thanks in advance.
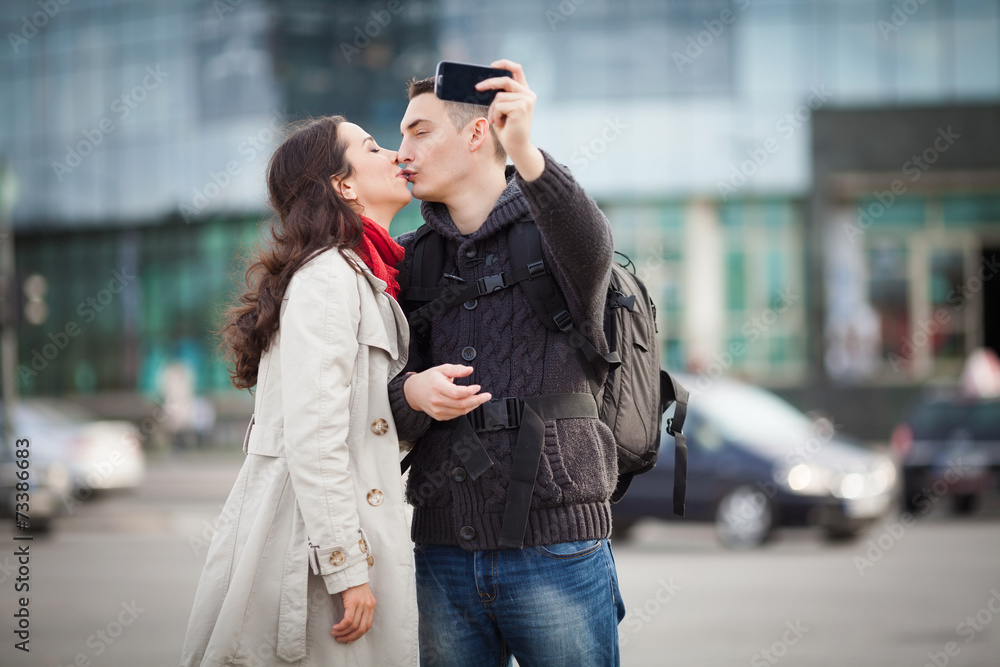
[434,61,513,106]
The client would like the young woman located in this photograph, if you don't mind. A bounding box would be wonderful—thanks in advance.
[180,116,420,666]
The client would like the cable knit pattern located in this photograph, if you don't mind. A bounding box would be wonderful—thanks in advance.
[387,150,617,550]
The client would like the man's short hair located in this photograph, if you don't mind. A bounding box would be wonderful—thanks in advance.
[407,77,507,164]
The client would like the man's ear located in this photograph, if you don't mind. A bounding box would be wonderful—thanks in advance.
[330,174,358,202]
[468,117,491,154]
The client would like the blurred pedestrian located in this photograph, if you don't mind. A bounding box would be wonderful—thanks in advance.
[181,115,466,666]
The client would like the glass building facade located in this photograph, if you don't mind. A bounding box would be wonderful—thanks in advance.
[2,0,999,399]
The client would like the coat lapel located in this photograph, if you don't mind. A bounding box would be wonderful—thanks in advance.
[345,249,409,377]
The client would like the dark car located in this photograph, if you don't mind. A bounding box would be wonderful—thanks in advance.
[611,375,898,549]
[891,394,1000,515]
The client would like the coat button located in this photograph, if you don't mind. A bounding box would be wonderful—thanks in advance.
[359,538,368,554]
[464,299,478,310]
[371,418,389,435]
[367,489,384,506]
[461,346,476,361]
[452,467,467,482]
[329,550,345,566]
[367,555,375,568]
[459,525,476,541]
[465,248,476,258]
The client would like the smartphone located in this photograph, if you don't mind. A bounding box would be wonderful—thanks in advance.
[434,61,513,106]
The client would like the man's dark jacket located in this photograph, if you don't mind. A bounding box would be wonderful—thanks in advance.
[388,150,617,550]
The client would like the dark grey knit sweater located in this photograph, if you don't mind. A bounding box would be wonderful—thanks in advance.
[388,149,616,550]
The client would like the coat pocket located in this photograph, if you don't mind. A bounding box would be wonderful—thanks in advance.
[245,419,285,458]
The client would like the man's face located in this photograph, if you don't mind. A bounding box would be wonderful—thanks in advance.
[397,93,470,202]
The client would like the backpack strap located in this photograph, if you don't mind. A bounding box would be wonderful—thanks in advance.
[661,370,688,516]
[399,224,450,304]
[507,221,621,394]
[406,259,549,328]
[609,371,689,510]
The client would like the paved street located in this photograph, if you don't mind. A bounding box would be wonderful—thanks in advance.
[1,451,998,667]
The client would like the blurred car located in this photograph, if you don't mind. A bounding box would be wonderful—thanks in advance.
[0,405,72,532]
[612,375,897,549]
[891,394,1000,515]
[11,401,145,495]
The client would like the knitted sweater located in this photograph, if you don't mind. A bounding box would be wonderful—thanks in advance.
[388,149,616,550]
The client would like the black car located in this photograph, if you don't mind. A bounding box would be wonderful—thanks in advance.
[891,393,1000,515]
[612,375,898,549]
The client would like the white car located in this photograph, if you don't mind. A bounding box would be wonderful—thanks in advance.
[12,401,145,495]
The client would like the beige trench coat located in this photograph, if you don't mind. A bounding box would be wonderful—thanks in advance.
[181,246,417,666]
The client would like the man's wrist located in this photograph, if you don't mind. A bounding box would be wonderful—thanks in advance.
[403,372,422,412]
[508,143,545,182]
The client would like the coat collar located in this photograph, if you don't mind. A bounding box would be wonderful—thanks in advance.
[343,248,409,375]
[418,166,530,242]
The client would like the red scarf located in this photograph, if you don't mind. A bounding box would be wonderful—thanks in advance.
[356,216,405,299]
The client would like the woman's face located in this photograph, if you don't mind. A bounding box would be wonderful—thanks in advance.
[336,122,411,225]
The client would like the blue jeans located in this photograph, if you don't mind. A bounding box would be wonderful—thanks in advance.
[414,539,626,667]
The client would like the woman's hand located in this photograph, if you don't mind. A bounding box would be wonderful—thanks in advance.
[331,582,376,643]
[403,364,492,421]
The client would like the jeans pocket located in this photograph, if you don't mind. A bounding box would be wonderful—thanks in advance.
[534,538,603,559]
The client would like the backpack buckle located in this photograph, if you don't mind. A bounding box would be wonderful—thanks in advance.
[527,260,545,278]
[477,273,508,295]
[552,309,573,332]
[472,397,522,432]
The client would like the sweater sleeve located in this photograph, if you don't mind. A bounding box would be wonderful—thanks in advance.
[515,149,614,328]
[388,230,433,444]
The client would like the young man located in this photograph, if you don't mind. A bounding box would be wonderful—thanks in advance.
[389,60,626,665]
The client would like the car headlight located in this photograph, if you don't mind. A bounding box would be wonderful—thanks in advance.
[775,463,831,496]
[863,457,897,496]
[835,472,866,499]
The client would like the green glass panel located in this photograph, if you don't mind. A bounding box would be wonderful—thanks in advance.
[726,252,746,310]
[856,196,925,228]
[942,194,1000,227]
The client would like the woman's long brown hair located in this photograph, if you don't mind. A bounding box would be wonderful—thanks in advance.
[219,115,365,390]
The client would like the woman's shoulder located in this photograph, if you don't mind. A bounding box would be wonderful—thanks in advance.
[295,245,366,283]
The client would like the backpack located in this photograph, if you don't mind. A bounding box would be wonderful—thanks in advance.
[401,219,689,519]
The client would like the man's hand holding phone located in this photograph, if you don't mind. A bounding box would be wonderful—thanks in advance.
[475,59,545,181]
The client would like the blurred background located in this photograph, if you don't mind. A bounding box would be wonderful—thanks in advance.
[0,0,999,665]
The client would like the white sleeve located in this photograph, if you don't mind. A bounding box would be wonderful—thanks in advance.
[280,255,369,595]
